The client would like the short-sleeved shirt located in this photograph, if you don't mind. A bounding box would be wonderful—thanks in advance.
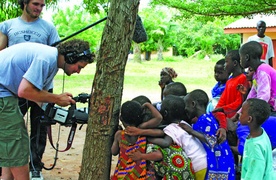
[194,113,236,180]
[0,17,60,47]
[0,42,58,97]
[248,35,274,64]
[163,121,207,172]
[241,129,276,180]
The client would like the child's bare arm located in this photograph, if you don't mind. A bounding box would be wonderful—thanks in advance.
[129,149,163,162]
[111,130,121,156]
[125,126,165,137]
[179,123,207,144]
[139,102,162,129]
[230,146,240,155]
[148,135,172,148]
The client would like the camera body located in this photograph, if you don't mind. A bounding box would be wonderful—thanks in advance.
[41,93,91,126]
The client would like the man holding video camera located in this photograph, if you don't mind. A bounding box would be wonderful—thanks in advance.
[0,39,94,180]
[0,0,60,179]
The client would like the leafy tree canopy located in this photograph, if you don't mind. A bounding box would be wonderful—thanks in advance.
[70,0,276,18]
[151,0,276,18]
[1,0,275,21]
[139,6,175,52]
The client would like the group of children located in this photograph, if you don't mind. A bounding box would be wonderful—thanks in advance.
[111,41,276,180]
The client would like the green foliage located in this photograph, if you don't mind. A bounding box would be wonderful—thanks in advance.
[151,0,276,18]
[135,5,241,58]
[1,0,275,22]
[0,0,21,21]
[174,16,240,57]
[52,5,106,52]
[0,0,258,58]
[0,0,60,21]
[82,0,109,14]
[139,6,176,53]
[162,55,184,62]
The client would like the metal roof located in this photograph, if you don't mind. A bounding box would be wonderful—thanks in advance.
[224,14,276,29]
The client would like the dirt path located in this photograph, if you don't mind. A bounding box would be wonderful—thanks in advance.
[41,125,118,180]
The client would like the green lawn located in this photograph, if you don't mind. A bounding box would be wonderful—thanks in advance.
[53,57,218,105]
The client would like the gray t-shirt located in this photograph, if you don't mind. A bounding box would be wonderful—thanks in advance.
[0,17,60,46]
[0,42,59,97]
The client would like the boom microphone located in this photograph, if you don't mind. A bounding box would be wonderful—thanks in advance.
[51,15,147,47]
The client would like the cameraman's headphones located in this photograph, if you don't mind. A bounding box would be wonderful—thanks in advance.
[64,49,92,64]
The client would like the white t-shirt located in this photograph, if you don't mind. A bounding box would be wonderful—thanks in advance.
[164,121,207,172]
[0,17,60,47]
[248,35,274,64]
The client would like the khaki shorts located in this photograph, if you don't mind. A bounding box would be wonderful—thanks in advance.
[0,96,29,167]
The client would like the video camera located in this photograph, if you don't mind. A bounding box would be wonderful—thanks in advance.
[41,93,91,126]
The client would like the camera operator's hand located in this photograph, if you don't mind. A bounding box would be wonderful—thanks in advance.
[18,79,75,107]
[55,92,76,107]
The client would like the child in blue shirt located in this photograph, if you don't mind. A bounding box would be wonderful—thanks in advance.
[180,89,235,179]
[206,58,229,113]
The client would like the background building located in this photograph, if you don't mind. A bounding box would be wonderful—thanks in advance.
[224,14,276,69]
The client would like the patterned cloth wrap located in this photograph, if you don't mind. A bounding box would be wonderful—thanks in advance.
[146,143,195,180]
[112,131,155,180]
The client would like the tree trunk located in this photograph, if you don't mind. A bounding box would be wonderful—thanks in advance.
[145,51,151,60]
[133,42,142,63]
[78,0,139,179]
[157,39,163,60]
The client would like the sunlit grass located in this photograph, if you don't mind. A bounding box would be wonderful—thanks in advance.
[53,56,217,105]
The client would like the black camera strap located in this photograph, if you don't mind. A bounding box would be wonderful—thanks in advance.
[46,123,77,152]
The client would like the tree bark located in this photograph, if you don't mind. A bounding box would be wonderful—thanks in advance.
[78,0,140,179]
[157,39,164,60]
[133,42,142,63]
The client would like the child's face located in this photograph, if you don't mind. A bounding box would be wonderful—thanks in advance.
[239,101,251,125]
[224,56,236,74]
[214,64,229,82]
[160,71,172,85]
[240,52,249,69]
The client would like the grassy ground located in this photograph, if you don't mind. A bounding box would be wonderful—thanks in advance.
[53,56,218,105]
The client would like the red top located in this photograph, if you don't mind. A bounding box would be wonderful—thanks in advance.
[213,73,249,129]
